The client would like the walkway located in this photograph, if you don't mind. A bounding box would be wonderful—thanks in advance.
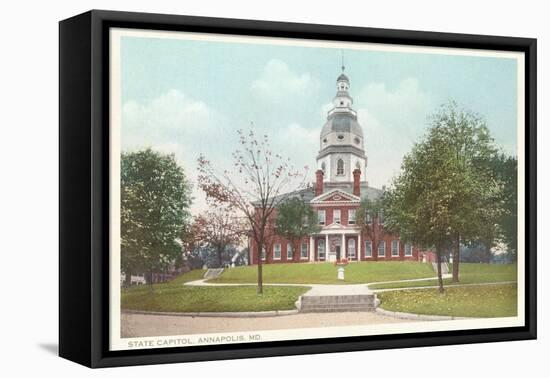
[184,274,455,295]
[121,311,417,338]
[185,279,372,296]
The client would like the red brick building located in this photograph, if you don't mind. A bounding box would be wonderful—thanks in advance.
[249,68,421,264]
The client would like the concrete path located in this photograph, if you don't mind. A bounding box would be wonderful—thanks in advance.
[184,275,455,296]
[121,311,417,338]
[366,274,452,287]
[302,284,371,296]
[185,279,373,296]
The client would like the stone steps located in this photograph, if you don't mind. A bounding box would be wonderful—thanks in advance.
[299,294,377,313]
[203,268,224,280]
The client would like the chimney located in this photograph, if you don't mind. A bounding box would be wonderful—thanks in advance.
[315,169,324,196]
[353,169,361,197]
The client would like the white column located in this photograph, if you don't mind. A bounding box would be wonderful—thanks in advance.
[309,236,315,262]
[358,233,362,261]
[325,234,329,261]
[341,233,346,259]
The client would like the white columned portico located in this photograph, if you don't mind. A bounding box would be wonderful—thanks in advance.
[325,234,329,261]
[358,233,362,261]
[341,233,345,259]
[309,237,315,262]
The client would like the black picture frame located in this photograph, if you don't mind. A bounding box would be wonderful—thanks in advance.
[59,9,537,368]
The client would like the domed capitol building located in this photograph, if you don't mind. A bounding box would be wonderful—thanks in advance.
[249,67,421,265]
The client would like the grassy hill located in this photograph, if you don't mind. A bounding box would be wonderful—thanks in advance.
[210,262,436,285]
[368,263,517,289]
[378,283,517,318]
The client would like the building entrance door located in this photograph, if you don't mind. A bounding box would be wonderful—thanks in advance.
[336,246,341,261]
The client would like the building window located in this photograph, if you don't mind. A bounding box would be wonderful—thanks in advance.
[301,243,308,259]
[334,209,341,224]
[405,243,413,256]
[286,243,293,260]
[337,159,344,175]
[391,240,399,257]
[349,209,356,224]
[261,247,266,260]
[318,239,326,260]
[379,209,385,224]
[365,240,372,257]
[365,210,372,224]
[378,241,386,257]
[348,239,356,258]
[318,210,326,225]
[274,244,281,260]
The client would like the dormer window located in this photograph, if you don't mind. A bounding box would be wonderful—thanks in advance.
[337,159,344,175]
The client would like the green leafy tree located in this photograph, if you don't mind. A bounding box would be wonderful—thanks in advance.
[384,136,453,293]
[427,102,501,282]
[275,196,321,261]
[121,149,192,288]
[384,102,502,291]
[487,154,518,260]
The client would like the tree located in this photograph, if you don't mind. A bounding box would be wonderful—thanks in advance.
[197,129,307,294]
[356,197,386,259]
[426,102,500,282]
[121,149,192,288]
[191,205,246,268]
[275,196,320,261]
[384,136,453,293]
[384,102,502,292]
[488,154,518,260]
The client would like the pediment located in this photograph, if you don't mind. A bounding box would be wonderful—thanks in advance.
[323,222,347,230]
[311,189,360,204]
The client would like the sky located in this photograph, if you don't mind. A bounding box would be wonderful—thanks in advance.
[119,34,518,215]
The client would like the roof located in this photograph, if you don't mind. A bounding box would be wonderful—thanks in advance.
[337,73,349,82]
[251,183,384,207]
[321,112,363,138]
[322,182,384,201]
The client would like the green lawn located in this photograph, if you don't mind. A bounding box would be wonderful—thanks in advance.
[122,284,309,312]
[209,262,435,285]
[368,263,517,289]
[377,283,517,318]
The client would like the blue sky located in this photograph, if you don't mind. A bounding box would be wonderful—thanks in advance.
[120,35,518,214]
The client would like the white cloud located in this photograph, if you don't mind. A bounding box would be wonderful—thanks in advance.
[353,78,433,188]
[122,89,216,144]
[250,59,321,103]
[120,79,433,214]
[122,89,229,215]
[275,123,318,171]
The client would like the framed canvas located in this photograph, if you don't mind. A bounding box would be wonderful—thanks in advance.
[59,10,537,368]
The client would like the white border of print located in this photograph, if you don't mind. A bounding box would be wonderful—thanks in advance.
[109,27,526,352]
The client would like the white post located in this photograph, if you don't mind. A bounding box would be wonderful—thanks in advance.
[325,234,329,262]
[309,237,315,262]
[358,233,362,261]
[341,233,346,259]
